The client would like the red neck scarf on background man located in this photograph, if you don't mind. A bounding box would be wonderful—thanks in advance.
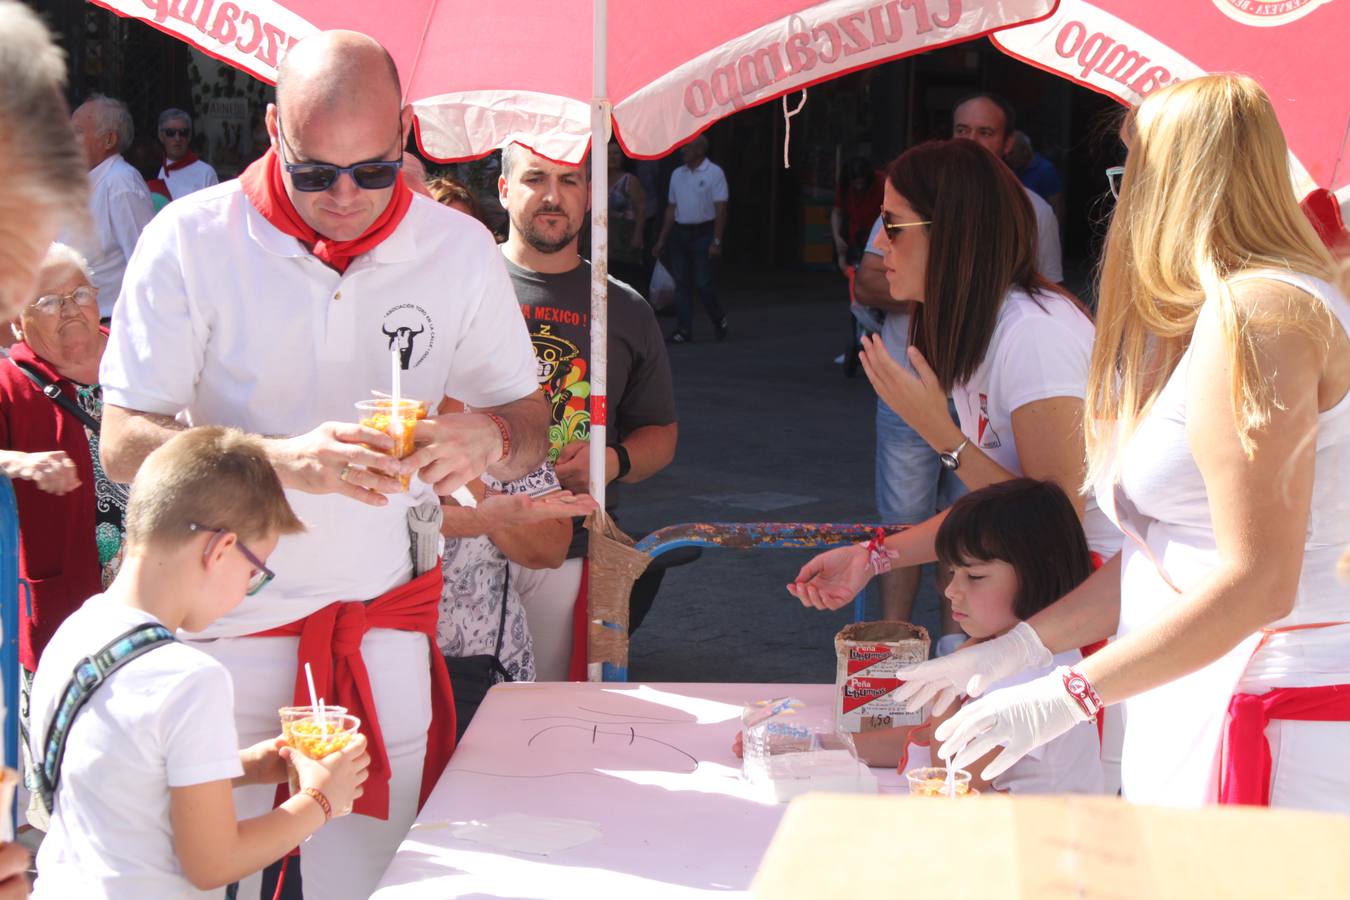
[163,149,200,173]
[239,147,413,274]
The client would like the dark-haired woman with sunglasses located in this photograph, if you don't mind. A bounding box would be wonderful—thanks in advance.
[790,139,1120,632]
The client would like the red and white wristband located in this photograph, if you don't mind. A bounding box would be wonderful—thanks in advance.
[483,412,511,462]
[1059,666,1103,719]
[862,528,899,575]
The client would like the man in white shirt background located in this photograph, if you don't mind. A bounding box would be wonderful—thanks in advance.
[155,107,218,200]
[652,135,729,344]
[952,92,1063,284]
[67,94,155,321]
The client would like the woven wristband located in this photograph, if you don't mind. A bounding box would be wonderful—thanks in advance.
[483,412,511,462]
[302,786,332,821]
[862,527,898,575]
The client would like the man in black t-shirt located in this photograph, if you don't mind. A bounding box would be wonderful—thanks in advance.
[499,142,678,680]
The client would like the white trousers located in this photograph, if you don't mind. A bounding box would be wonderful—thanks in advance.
[190,629,431,900]
[512,557,583,681]
[1265,718,1350,812]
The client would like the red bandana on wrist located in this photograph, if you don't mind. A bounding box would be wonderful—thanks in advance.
[163,149,200,173]
[238,147,413,274]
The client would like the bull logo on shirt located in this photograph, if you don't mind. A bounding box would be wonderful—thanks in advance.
[380,304,437,370]
[383,324,424,370]
[977,393,1002,449]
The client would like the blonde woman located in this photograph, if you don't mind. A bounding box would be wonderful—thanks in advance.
[894,74,1350,812]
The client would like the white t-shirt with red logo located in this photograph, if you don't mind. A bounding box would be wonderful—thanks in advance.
[950,287,1120,557]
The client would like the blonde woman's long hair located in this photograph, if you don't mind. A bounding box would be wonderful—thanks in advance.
[1085,74,1337,486]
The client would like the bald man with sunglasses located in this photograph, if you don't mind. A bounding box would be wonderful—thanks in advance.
[98,30,549,900]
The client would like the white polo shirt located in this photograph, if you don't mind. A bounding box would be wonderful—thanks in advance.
[1025,187,1063,284]
[101,185,539,637]
[157,158,219,200]
[64,155,155,318]
[667,158,728,225]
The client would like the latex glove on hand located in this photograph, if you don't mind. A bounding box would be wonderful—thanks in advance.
[891,621,1052,716]
[933,666,1093,781]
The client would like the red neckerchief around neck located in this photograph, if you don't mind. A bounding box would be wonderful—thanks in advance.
[238,147,413,274]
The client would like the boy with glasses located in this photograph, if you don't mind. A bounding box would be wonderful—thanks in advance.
[156,109,218,200]
[28,427,371,898]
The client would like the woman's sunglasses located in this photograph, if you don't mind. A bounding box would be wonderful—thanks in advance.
[1106,166,1125,200]
[276,116,403,193]
[881,209,932,239]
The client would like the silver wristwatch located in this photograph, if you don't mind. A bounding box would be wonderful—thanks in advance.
[938,438,970,471]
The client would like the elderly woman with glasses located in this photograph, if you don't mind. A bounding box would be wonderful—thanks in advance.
[0,243,129,776]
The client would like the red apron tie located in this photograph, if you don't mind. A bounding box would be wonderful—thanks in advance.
[249,566,457,819]
[1220,683,1350,805]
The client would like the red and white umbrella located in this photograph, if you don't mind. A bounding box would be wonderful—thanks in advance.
[991,0,1350,237]
[92,0,1058,519]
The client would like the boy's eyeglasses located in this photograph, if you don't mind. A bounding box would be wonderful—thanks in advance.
[1106,166,1125,200]
[276,115,403,193]
[31,285,97,315]
[881,209,932,239]
[160,128,190,138]
[188,523,275,596]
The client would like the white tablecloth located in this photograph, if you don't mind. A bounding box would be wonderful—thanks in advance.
[372,682,900,898]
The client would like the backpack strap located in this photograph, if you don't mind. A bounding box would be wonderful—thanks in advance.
[37,623,175,814]
[11,358,101,434]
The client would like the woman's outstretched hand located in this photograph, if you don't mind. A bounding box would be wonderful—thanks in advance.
[859,336,957,447]
[788,544,873,610]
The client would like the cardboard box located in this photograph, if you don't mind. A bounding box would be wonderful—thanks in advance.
[753,794,1350,899]
[834,621,929,733]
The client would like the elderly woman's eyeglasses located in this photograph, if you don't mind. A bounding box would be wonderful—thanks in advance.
[31,286,97,315]
[1105,166,1125,200]
[881,209,932,239]
[188,523,276,596]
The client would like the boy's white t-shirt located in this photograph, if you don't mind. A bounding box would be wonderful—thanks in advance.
[903,650,1104,795]
[951,288,1121,558]
[30,594,244,900]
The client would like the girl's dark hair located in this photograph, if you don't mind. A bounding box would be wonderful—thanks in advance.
[885,139,1043,392]
[935,478,1093,621]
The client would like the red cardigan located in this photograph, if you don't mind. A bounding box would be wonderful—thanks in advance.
[0,341,104,671]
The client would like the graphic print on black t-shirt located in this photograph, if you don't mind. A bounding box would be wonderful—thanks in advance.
[532,323,589,462]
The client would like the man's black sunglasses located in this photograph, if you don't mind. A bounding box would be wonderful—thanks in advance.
[160,127,190,138]
[276,115,403,193]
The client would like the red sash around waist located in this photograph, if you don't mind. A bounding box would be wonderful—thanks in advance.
[248,566,456,819]
[1218,621,1350,806]
[1220,684,1350,806]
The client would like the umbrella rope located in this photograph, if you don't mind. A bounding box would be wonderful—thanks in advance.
[781,89,808,169]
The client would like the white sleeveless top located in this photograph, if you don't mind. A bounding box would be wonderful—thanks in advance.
[1097,270,1350,807]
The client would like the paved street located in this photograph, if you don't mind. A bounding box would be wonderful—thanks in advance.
[616,266,945,685]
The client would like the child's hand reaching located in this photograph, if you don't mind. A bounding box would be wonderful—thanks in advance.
[286,733,371,818]
[238,736,289,785]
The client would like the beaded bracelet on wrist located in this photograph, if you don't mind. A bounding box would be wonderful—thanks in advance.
[302,786,332,821]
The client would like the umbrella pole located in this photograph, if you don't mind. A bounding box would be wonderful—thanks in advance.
[587,0,612,683]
